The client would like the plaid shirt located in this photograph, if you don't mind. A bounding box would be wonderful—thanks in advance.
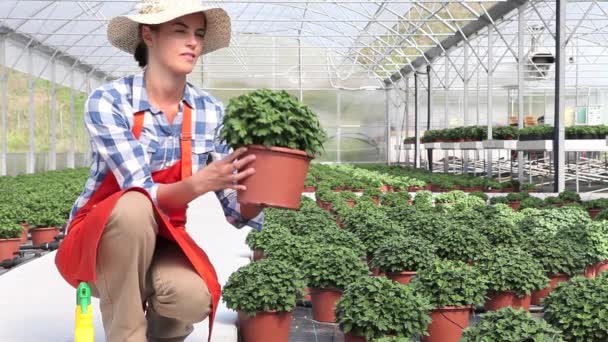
[67,72,263,231]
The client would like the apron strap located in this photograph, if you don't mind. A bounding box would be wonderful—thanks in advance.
[180,103,193,179]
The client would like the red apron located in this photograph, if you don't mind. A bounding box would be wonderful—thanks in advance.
[55,104,221,342]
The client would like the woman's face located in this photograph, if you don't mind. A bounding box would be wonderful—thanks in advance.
[144,12,206,75]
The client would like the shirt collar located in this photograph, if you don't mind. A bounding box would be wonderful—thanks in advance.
[131,71,196,115]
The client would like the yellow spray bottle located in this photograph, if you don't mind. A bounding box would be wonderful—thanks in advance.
[74,282,94,342]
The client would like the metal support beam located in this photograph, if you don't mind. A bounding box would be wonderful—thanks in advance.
[68,68,75,168]
[337,91,341,164]
[444,55,449,129]
[414,72,420,169]
[50,58,57,171]
[554,0,566,192]
[0,35,6,176]
[463,44,469,126]
[517,3,526,183]
[486,27,494,178]
[386,88,391,165]
[27,47,35,174]
[427,65,433,171]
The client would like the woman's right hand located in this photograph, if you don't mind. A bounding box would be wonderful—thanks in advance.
[189,147,256,195]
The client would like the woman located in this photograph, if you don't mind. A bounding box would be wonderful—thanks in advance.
[54,1,264,341]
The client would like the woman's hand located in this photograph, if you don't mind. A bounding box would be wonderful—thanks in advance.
[189,147,256,196]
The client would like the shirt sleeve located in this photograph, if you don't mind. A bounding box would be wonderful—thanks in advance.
[84,88,160,205]
[212,102,264,231]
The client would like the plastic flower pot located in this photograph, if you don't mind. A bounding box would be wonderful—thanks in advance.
[346,200,355,208]
[386,271,417,285]
[253,249,265,261]
[422,306,471,342]
[508,201,521,210]
[584,264,597,278]
[0,238,20,262]
[20,223,29,244]
[484,292,531,311]
[531,274,570,306]
[303,287,312,302]
[303,186,316,193]
[380,185,390,192]
[366,255,381,277]
[588,208,602,219]
[238,311,293,342]
[316,199,332,212]
[30,227,59,246]
[372,196,380,206]
[237,145,313,210]
[596,261,608,275]
[310,288,342,323]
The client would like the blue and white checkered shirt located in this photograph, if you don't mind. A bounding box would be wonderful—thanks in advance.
[67,72,263,231]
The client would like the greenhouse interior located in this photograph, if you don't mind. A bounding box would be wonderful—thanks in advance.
[2,0,608,341]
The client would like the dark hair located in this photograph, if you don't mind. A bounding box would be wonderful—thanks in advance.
[134,24,158,68]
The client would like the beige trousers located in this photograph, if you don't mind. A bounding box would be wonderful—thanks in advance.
[89,191,212,342]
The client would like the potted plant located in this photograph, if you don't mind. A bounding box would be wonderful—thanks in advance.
[371,236,437,285]
[379,192,411,207]
[544,275,608,341]
[523,236,588,306]
[478,205,526,247]
[434,224,491,264]
[469,191,488,202]
[521,183,538,192]
[305,228,366,258]
[335,276,432,342]
[316,186,337,211]
[245,223,291,261]
[461,307,564,342]
[221,89,327,210]
[412,190,433,209]
[302,245,369,323]
[303,174,317,192]
[223,259,305,342]
[363,187,383,205]
[520,196,546,209]
[506,192,527,210]
[28,210,63,246]
[558,221,608,278]
[410,260,488,342]
[583,199,608,219]
[490,196,509,205]
[476,247,549,311]
[338,191,359,208]
[0,220,22,262]
[558,190,581,204]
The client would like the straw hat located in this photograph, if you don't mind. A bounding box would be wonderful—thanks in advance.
[107,0,231,55]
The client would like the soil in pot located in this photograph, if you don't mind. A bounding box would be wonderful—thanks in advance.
[30,227,59,246]
[238,311,293,342]
[386,271,417,285]
[422,306,471,342]
[238,145,313,210]
[0,238,21,262]
[531,274,570,306]
[311,288,342,323]
[484,292,531,311]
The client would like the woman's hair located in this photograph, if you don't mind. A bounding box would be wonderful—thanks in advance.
[134,24,158,68]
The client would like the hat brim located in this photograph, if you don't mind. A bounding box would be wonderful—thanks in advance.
[107,6,231,55]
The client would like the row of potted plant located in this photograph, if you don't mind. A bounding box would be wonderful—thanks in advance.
[229,190,608,341]
[412,124,608,143]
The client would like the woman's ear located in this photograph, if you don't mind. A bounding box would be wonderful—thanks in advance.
[141,25,154,48]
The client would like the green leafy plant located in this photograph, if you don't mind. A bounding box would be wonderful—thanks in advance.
[264,233,312,268]
[335,276,432,340]
[523,236,588,276]
[596,209,608,221]
[476,247,549,296]
[520,207,591,238]
[245,223,291,252]
[461,307,564,342]
[490,196,509,205]
[302,245,369,290]
[222,258,305,317]
[305,228,366,257]
[557,221,608,266]
[412,190,433,209]
[506,192,527,202]
[558,191,581,203]
[520,196,547,209]
[379,192,411,207]
[343,208,405,256]
[28,210,65,228]
[0,220,22,239]
[372,337,413,342]
[410,259,488,308]
[221,89,327,155]
[469,191,488,202]
[544,196,565,206]
[479,204,526,246]
[434,224,491,263]
[544,275,608,341]
[521,183,538,192]
[371,236,437,273]
[493,126,520,140]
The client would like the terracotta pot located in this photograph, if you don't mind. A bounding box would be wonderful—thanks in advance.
[0,238,20,262]
[30,227,59,246]
[333,188,344,193]
[372,196,380,206]
[387,186,395,192]
[431,185,442,192]
[238,311,293,342]
[408,186,422,192]
[462,188,475,193]
[386,271,417,285]
[424,184,433,191]
[303,287,312,302]
[407,199,413,205]
[20,223,29,244]
[379,185,390,192]
[346,199,355,208]
[303,186,316,193]
[584,264,597,278]
[336,216,344,229]
[366,255,381,276]
[344,333,367,342]
[484,292,531,311]
[237,145,312,210]
[253,249,265,261]
[531,274,570,306]
[316,199,332,212]
[311,288,342,323]
[588,208,602,219]
[596,261,608,275]
[508,201,521,210]
[422,306,471,342]
[552,204,563,208]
